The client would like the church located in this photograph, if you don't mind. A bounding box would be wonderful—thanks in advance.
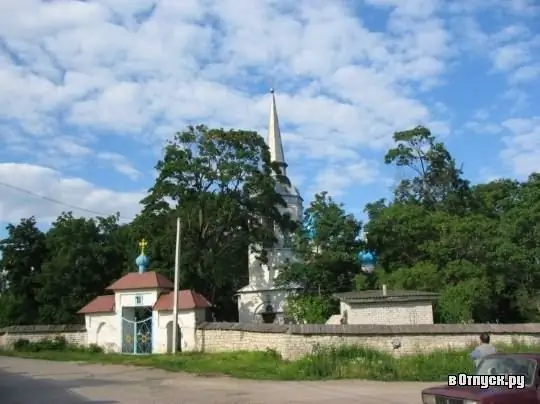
[236,90,304,324]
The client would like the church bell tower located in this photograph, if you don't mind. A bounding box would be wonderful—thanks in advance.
[236,89,304,324]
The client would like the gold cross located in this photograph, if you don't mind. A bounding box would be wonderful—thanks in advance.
[138,238,147,254]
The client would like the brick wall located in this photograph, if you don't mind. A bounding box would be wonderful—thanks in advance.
[195,322,540,360]
[0,324,87,349]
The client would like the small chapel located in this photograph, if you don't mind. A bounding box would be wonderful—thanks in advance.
[236,90,304,324]
[78,240,211,354]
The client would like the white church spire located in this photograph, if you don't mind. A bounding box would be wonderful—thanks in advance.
[268,88,287,176]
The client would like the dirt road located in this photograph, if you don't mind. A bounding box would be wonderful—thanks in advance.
[0,356,431,403]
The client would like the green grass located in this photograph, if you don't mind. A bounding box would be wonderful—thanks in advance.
[1,337,538,381]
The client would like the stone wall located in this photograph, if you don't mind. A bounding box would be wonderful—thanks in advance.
[342,300,434,325]
[195,322,540,360]
[3,323,540,360]
[0,324,87,349]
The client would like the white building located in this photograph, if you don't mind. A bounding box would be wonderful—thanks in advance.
[236,90,304,324]
[332,286,439,325]
[78,269,211,354]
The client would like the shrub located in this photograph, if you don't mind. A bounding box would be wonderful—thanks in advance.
[10,336,104,354]
[87,343,104,353]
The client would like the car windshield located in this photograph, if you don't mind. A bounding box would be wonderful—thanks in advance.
[476,356,536,386]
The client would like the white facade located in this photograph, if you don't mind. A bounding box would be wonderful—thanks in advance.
[80,276,210,354]
[237,90,303,324]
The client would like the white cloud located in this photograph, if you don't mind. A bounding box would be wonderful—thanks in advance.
[3,0,538,223]
[0,0,456,223]
[0,163,143,224]
[492,43,531,71]
[97,152,142,180]
[500,117,540,177]
[310,160,381,197]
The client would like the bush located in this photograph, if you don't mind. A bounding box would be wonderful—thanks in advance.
[11,336,102,353]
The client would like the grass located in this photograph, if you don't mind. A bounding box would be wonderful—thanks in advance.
[1,337,538,381]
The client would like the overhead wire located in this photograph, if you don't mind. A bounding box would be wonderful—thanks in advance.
[0,180,135,222]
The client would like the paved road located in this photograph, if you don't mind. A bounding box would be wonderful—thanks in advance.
[0,357,432,403]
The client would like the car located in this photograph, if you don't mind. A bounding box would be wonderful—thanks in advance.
[421,353,540,404]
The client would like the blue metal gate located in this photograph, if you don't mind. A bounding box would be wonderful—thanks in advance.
[122,307,152,354]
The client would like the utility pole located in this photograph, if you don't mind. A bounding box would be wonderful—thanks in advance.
[172,217,181,354]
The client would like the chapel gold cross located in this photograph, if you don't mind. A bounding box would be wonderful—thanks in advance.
[139,238,148,254]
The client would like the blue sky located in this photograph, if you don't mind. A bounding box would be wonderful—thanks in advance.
[0,0,539,238]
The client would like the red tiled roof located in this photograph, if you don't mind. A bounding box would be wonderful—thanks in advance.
[77,295,115,314]
[105,271,174,291]
[153,290,211,311]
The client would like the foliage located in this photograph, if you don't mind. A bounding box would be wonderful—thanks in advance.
[136,125,294,320]
[2,342,537,381]
[11,336,103,353]
[0,125,293,325]
[0,217,47,326]
[277,192,362,296]
[284,294,337,324]
[276,192,362,323]
[36,213,130,324]
[2,122,540,326]
[365,125,540,323]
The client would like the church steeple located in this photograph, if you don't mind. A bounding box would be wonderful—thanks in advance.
[268,89,287,176]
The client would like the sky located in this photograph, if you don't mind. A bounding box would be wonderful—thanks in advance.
[0,0,539,237]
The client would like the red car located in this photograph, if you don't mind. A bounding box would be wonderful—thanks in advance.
[421,353,539,404]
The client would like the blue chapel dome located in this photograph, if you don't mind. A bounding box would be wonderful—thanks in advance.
[358,250,377,273]
[135,253,149,273]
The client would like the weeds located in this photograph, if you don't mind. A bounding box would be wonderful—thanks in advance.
[2,337,538,381]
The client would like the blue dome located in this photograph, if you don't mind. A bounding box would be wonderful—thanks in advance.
[135,253,149,273]
[359,251,376,264]
[358,250,377,273]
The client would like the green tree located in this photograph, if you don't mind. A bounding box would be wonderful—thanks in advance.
[364,126,518,323]
[138,125,294,320]
[278,192,362,323]
[285,294,335,324]
[0,217,47,326]
[385,126,472,213]
[37,213,129,324]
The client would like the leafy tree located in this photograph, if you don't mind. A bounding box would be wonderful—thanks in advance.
[284,294,335,324]
[0,217,47,325]
[385,126,472,213]
[277,192,362,296]
[277,192,362,323]
[36,213,129,324]
[365,126,540,323]
[138,125,294,320]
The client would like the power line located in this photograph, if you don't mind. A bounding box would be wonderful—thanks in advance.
[0,180,135,222]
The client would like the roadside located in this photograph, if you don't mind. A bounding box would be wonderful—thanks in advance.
[0,356,433,404]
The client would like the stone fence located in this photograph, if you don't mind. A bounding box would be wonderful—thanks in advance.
[2,323,540,360]
[195,322,540,360]
[0,324,87,349]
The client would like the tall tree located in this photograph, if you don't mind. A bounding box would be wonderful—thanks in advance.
[138,125,294,320]
[365,126,540,323]
[385,126,471,213]
[0,217,47,326]
[277,192,362,323]
[37,213,129,324]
